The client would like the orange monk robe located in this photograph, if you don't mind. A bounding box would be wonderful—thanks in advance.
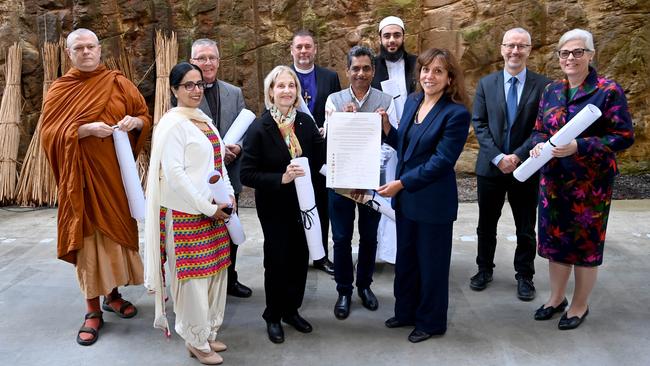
[41,65,152,264]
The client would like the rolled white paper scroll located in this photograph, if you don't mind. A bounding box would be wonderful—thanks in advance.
[334,189,396,222]
[297,94,315,121]
[113,128,145,221]
[222,109,256,145]
[514,104,602,182]
[206,170,246,245]
[291,157,325,260]
[320,164,396,221]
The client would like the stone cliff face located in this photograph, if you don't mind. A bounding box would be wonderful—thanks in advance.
[1,0,648,173]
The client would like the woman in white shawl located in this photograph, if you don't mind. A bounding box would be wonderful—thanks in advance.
[144,62,235,365]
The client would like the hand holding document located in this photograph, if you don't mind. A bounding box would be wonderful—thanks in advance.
[222,109,256,145]
[335,188,396,221]
[514,104,602,182]
[326,112,381,189]
[291,157,325,260]
[113,128,145,221]
[206,170,246,245]
[320,164,395,221]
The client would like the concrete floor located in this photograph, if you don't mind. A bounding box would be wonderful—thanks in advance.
[0,200,649,366]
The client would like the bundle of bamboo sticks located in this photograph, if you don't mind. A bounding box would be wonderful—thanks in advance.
[153,30,178,127]
[136,30,178,183]
[105,43,134,81]
[0,42,23,204]
[59,36,71,74]
[15,42,59,206]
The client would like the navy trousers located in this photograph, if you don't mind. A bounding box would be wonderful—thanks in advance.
[394,213,453,335]
[329,190,381,296]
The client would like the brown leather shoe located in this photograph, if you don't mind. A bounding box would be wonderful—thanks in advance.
[187,344,223,365]
[208,340,227,352]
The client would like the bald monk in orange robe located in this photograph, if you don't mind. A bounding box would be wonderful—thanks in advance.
[41,28,152,346]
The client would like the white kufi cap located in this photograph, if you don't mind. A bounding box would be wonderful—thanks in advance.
[379,16,405,33]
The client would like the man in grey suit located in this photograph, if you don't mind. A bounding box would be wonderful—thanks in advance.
[470,28,550,301]
[191,38,252,298]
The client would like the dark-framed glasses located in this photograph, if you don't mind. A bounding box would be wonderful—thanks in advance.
[558,48,591,59]
[178,81,206,91]
[192,56,219,64]
[501,43,531,50]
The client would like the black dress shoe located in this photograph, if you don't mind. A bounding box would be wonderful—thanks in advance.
[516,277,536,301]
[358,288,378,311]
[334,295,351,319]
[313,257,335,276]
[266,322,284,343]
[534,298,568,321]
[282,314,312,333]
[558,308,589,330]
[408,329,433,343]
[469,271,493,291]
[227,281,252,298]
[385,317,414,329]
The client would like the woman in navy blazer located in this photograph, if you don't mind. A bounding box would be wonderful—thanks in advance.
[378,48,470,343]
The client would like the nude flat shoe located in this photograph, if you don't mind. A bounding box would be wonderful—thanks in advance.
[209,340,228,352]
[186,344,223,365]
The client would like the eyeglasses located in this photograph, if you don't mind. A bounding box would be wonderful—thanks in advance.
[501,43,531,50]
[192,56,219,64]
[177,81,206,91]
[557,48,591,59]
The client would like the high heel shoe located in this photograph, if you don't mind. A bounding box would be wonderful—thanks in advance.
[208,340,227,352]
[186,343,223,365]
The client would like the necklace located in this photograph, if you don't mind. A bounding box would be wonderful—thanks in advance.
[414,101,435,124]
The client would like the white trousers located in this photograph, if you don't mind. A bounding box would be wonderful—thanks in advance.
[377,150,397,264]
[165,210,228,352]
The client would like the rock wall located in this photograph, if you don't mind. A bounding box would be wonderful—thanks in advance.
[1,0,648,173]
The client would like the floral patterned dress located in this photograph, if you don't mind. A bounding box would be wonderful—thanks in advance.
[531,67,634,266]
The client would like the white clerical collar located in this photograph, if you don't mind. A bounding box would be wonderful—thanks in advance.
[349,85,371,106]
[294,64,315,74]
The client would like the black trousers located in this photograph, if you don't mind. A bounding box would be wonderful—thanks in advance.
[227,193,240,287]
[394,214,453,335]
[475,174,538,279]
[262,218,309,323]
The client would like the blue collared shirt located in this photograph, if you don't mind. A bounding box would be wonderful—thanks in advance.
[492,68,527,166]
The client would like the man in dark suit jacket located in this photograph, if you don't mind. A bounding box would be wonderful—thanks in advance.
[470,28,550,301]
[290,29,341,275]
[191,38,252,298]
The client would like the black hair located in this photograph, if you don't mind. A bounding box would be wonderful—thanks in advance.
[169,62,203,107]
[346,45,375,69]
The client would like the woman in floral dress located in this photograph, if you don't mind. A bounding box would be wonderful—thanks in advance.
[529,29,634,330]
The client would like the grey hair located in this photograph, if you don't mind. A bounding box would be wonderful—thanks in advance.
[263,65,302,110]
[502,27,531,44]
[191,39,220,58]
[346,45,375,69]
[66,28,99,48]
[558,29,595,51]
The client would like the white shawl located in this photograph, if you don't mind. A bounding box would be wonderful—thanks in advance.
[143,106,214,335]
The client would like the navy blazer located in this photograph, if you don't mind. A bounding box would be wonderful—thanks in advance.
[384,93,470,224]
[472,69,549,177]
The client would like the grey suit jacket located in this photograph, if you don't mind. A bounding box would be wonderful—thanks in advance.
[472,69,550,177]
[199,79,246,193]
